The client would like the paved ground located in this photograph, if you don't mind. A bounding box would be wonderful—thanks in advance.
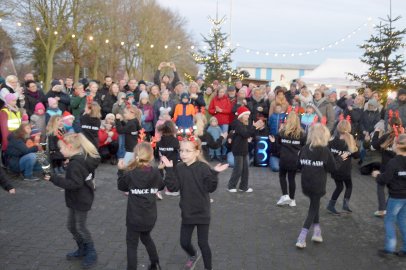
[1,161,406,270]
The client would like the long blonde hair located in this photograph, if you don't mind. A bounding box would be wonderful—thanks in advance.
[281,112,302,139]
[125,105,142,124]
[58,133,100,158]
[395,134,406,153]
[127,142,154,170]
[194,113,207,137]
[180,139,210,166]
[307,123,330,148]
[336,120,358,153]
[88,102,102,118]
[46,115,62,135]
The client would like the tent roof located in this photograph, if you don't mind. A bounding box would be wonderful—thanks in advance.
[301,58,369,87]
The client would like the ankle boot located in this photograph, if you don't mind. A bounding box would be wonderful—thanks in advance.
[343,198,353,213]
[66,241,85,260]
[81,242,97,269]
[148,263,162,270]
[326,200,340,215]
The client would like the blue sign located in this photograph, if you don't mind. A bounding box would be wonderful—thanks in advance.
[254,136,270,167]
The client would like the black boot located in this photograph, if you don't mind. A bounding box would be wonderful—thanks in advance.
[343,198,353,213]
[66,241,85,260]
[81,242,97,269]
[148,263,162,270]
[110,155,118,165]
[326,200,340,215]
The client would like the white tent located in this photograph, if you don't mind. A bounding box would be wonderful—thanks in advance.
[301,58,369,89]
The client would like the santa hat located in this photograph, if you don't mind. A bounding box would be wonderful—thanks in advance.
[236,106,251,118]
[34,102,45,113]
[48,97,58,107]
[62,111,74,120]
[5,93,17,104]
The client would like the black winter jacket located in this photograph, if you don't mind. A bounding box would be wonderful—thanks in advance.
[328,136,359,179]
[45,91,70,112]
[101,94,117,119]
[80,114,101,147]
[231,120,256,156]
[276,130,306,171]
[115,118,141,152]
[198,131,224,161]
[372,132,396,173]
[377,155,406,199]
[157,135,180,165]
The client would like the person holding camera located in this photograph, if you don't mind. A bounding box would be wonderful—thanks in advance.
[153,62,180,92]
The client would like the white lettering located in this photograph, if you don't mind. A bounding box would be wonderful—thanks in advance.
[300,159,324,167]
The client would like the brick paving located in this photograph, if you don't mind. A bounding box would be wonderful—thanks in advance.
[1,162,406,270]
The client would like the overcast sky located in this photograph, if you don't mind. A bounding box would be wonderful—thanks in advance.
[157,0,406,67]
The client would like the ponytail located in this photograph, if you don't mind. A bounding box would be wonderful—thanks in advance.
[126,142,154,170]
[58,133,100,159]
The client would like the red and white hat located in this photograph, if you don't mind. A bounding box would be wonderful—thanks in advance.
[236,106,251,118]
[62,111,74,120]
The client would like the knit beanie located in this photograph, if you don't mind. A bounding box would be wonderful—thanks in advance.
[48,97,58,107]
[139,91,149,100]
[34,102,45,114]
[30,128,41,138]
[5,93,17,104]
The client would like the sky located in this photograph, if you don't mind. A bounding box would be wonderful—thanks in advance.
[157,0,406,67]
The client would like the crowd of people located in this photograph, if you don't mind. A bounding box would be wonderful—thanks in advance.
[1,61,406,269]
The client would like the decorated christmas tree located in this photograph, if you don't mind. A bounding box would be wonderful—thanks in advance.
[348,15,406,94]
[193,15,243,84]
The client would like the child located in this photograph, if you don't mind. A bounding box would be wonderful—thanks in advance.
[46,115,66,174]
[268,104,286,172]
[138,91,155,138]
[161,139,229,270]
[195,113,226,161]
[295,124,347,249]
[46,97,62,124]
[227,106,263,193]
[44,133,100,269]
[98,113,119,165]
[80,101,102,148]
[372,116,404,217]
[207,117,223,161]
[113,92,128,159]
[117,142,164,270]
[0,166,15,194]
[30,102,46,142]
[154,109,172,142]
[372,133,406,258]
[70,83,86,132]
[327,119,359,215]
[300,102,320,133]
[271,112,306,207]
[116,105,142,165]
[26,128,43,151]
[156,120,180,198]
[173,92,196,130]
[62,111,75,133]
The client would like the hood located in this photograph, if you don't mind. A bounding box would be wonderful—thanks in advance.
[71,154,100,171]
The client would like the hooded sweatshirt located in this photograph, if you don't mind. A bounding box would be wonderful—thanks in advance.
[377,155,406,199]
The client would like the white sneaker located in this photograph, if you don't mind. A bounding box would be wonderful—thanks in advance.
[295,240,306,249]
[228,188,237,193]
[239,188,253,193]
[277,195,292,206]
[165,191,180,196]
[311,235,323,243]
[289,200,296,207]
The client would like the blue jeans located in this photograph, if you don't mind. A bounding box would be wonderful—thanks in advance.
[227,152,234,167]
[219,124,229,155]
[269,156,280,172]
[209,147,221,158]
[19,153,42,178]
[384,197,406,252]
[117,134,126,159]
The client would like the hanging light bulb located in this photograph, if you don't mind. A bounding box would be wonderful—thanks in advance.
[89,36,94,41]
[105,39,109,44]
[35,27,40,31]
[164,45,168,49]
[177,46,181,49]
[191,45,195,49]
[136,43,140,47]
[17,22,22,27]
[71,34,76,38]
[150,44,154,48]
[121,41,125,45]
[54,31,58,35]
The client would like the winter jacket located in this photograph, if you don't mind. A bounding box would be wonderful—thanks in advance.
[50,154,100,211]
[80,115,101,147]
[157,135,180,166]
[208,96,232,125]
[48,130,65,161]
[247,97,269,123]
[231,120,256,156]
[173,103,196,129]
[115,118,141,152]
[5,133,38,173]
[70,95,86,120]
[268,113,286,136]
[314,98,335,131]
[372,132,396,173]
[198,131,224,161]
[153,70,180,92]
[45,108,62,124]
[301,113,317,132]
[117,166,164,230]
[207,126,222,141]
[276,130,306,171]
[24,91,46,117]
[190,92,206,113]
[328,136,359,179]
[30,114,46,137]
[344,106,363,140]
[153,99,176,125]
[45,90,70,112]
[164,161,219,224]
[139,103,154,132]
[101,94,117,119]
[377,155,406,199]
[298,145,342,196]
[98,127,118,147]
[361,109,381,135]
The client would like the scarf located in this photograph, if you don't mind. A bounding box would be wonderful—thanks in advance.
[26,89,40,100]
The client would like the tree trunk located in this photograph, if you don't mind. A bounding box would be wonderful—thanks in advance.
[74,60,80,83]
[43,49,56,93]
[92,55,99,79]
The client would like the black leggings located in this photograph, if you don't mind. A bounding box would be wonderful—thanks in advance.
[180,224,211,270]
[331,177,352,201]
[279,168,296,199]
[303,195,321,229]
[126,227,159,270]
[67,208,92,244]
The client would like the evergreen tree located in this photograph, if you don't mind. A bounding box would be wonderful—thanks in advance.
[349,15,406,94]
[193,16,241,84]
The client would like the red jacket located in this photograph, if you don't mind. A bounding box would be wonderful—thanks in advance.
[98,127,119,147]
[208,96,232,125]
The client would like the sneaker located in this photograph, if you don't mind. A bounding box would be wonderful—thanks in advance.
[295,240,306,249]
[228,188,237,193]
[239,188,253,193]
[397,250,406,257]
[311,234,323,243]
[374,210,386,217]
[184,251,201,270]
[289,200,296,207]
[277,195,292,206]
[165,191,180,196]
[156,191,163,200]
[24,176,40,181]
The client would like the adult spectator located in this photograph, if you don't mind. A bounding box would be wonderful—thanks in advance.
[6,123,42,181]
[88,81,103,106]
[148,84,160,105]
[313,89,335,131]
[227,86,238,123]
[203,86,216,122]
[70,83,86,132]
[171,81,184,104]
[46,84,70,112]
[0,75,20,109]
[100,75,113,98]
[363,87,373,103]
[385,88,406,128]
[285,82,299,105]
[298,85,313,107]
[344,94,365,140]
[188,81,205,112]
[196,76,205,91]
[153,90,176,126]
[126,79,138,98]
[24,80,46,117]
[247,87,269,123]
[234,79,243,92]
[324,88,343,129]
[269,87,289,115]
[0,93,21,154]
[119,79,127,92]
[102,83,119,119]
[153,62,179,92]
[65,77,74,95]
[361,99,381,136]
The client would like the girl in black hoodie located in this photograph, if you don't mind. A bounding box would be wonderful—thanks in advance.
[270,112,306,207]
[44,133,100,269]
[117,142,164,270]
[161,139,228,270]
[327,119,360,215]
[373,133,406,257]
[80,101,102,148]
[296,123,347,249]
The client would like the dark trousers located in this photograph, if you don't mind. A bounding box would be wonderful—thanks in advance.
[378,183,387,211]
[228,155,249,190]
[67,208,92,244]
[126,227,159,270]
[99,141,119,160]
[303,195,321,229]
[279,168,296,199]
[180,224,211,270]
[331,177,352,200]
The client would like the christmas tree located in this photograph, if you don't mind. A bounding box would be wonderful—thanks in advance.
[193,15,242,84]
[348,15,406,94]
